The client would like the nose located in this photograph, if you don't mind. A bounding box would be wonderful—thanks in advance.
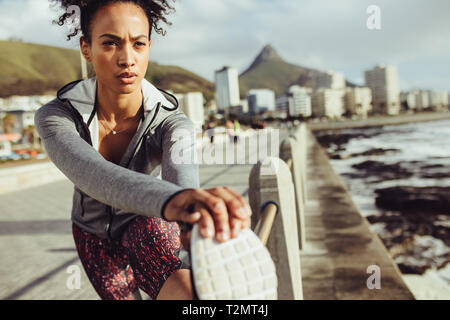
[118,44,136,68]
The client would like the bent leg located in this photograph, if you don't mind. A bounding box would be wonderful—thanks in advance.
[72,223,138,300]
[157,269,194,300]
[122,216,194,300]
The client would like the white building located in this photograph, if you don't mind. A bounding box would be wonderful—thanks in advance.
[311,88,346,119]
[276,94,293,114]
[214,66,240,112]
[287,85,312,117]
[345,87,372,117]
[364,65,400,115]
[400,89,449,111]
[174,92,205,132]
[313,71,346,90]
[239,99,249,114]
[228,99,249,117]
[427,90,449,109]
[400,91,418,110]
[415,90,430,110]
[246,89,276,115]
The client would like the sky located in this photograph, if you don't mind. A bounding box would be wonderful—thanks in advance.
[0,0,449,92]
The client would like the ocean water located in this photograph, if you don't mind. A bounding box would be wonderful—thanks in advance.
[324,119,450,299]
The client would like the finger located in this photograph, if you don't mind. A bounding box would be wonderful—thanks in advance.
[207,187,248,221]
[206,188,248,240]
[212,206,231,243]
[241,216,251,229]
[195,203,215,239]
[190,189,229,218]
[223,186,252,217]
[230,218,241,238]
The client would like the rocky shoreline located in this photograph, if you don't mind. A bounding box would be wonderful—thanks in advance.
[315,129,450,276]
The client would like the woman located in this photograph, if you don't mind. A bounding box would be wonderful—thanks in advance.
[36,0,252,300]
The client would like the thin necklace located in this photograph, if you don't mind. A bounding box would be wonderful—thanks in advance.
[97,108,141,135]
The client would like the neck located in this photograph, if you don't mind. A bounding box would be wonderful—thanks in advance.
[96,82,143,122]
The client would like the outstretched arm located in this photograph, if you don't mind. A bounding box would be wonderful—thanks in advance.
[159,112,252,243]
[34,100,184,218]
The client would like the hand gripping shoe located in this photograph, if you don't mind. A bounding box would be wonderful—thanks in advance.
[190,224,277,300]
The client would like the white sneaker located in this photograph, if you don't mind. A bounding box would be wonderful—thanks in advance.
[190,224,278,300]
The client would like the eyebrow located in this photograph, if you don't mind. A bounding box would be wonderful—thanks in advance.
[99,33,148,41]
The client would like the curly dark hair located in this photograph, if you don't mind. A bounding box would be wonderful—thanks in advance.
[51,0,175,41]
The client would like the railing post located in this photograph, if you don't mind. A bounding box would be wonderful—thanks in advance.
[249,157,303,300]
[280,137,306,251]
[294,123,308,203]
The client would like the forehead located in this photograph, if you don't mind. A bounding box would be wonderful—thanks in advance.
[90,2,150,37]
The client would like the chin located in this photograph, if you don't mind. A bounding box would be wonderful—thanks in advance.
[117,85,137,94]
[113,80,141,95]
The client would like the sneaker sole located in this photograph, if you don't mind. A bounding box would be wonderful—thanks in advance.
[190,224,278,300]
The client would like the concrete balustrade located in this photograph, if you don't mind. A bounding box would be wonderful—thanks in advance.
[249,157,303,300]
[279,136,306,250]
[294,123,308,203]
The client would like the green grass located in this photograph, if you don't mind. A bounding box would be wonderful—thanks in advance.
[0,41,85,97]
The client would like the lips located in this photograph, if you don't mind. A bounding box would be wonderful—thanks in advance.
[118,72,137,78]
[118,72,137,85]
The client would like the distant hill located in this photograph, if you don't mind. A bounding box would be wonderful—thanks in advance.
[239,44,357,97]
[0,40,214,101]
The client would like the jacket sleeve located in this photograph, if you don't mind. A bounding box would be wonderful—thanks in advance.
[34,100,184,218]
[158,111,200,221]
[160,111,200,189]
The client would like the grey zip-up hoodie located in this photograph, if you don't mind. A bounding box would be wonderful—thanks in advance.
[34,77,200,240]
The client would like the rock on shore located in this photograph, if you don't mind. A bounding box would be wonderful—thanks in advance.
[375,186,450,214]
[368,186,450,274]
[342,160,413,182]
[315,129,450,277]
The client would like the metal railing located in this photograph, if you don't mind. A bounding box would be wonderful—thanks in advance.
[254,201,279,246]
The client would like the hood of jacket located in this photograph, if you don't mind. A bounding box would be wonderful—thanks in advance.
[55,77,180,156]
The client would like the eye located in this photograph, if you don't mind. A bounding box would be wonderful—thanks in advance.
[135,41,146,47]
[102,41,118,46]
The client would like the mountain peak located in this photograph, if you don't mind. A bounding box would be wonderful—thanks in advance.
[258,44,282,61]
[242,44,284,75]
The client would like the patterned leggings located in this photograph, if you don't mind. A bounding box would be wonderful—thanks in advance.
[72,216,186,300]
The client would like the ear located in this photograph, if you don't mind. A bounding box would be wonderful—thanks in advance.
[80,36,92,62]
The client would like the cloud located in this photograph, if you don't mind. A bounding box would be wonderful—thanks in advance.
[0,0,78,47]
[0,0,449,91]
